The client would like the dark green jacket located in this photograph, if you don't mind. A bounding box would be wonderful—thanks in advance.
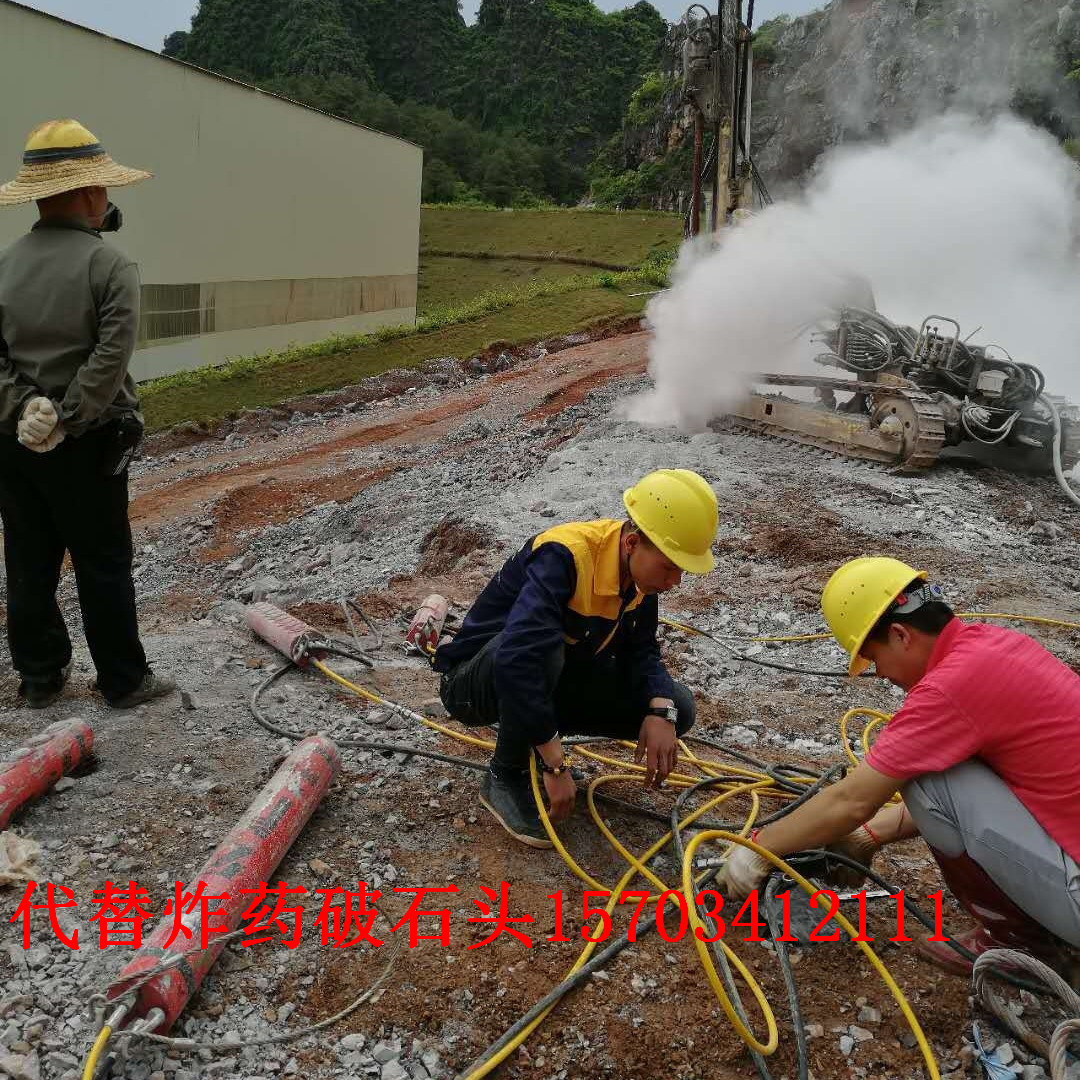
[0,219,142,436]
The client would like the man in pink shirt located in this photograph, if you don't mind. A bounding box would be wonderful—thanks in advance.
[720,556,1080,978]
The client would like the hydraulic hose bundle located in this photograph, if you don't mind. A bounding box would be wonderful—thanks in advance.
[241,605,952,1078]
[93,601,1078,1080]
[815,307,1080,503]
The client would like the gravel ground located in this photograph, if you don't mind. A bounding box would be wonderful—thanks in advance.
[1,330,1079,1080]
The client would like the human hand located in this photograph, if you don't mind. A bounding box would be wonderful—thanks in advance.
[17,397,58,446]
[24,420,65,454]
[717,843,771,900]
[823,825,881,889]
[635,714,678,788]
[542,769,577,822]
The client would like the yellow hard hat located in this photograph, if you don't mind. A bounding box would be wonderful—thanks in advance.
[821,556,928,676]
[623,469,718,574]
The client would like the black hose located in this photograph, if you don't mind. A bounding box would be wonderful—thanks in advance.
[765,873,809,1080]
[668,620,857,678]
[249,661,300,739]
[592,792,734,833]
[454,858,725,1080]
[733,0,753,186]
[787,850,1049,996]
[760,765,845,822]
[248,660,488,771]
[1017,363,1045,398]
[452,926,649,1079]
[250,666,741,828]
[669,776,802,1080]
[340,597,384,652]
[681,733,775,771]
[316,643,376,667]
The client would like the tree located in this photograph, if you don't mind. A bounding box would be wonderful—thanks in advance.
[162,30,189,57]
[163,0,669,205]
[422,157,460,202]
[356,0,466,105]
[180,0,369,82]
[481,150,518,206]
[453,0,666,167]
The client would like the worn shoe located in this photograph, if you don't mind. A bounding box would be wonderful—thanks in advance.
[918,847,1078,983]
[106,669,177,710]
[18,661,73,710]
[915,924,998,978]
[915,923,1080,987]
[479,769,553,849]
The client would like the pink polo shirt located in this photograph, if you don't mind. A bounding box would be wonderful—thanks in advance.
[866,619,1080,862]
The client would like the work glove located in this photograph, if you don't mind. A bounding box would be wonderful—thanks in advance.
[17,397,59,447]
[823,825,881,890]
[717,842,772,901]
[23,420,65,454]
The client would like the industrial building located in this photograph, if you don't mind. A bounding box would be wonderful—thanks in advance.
[0,0,422,381]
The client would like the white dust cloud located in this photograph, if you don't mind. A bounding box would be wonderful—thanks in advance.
[623,113,1080,432]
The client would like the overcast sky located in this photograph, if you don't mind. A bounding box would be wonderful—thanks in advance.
[26,0,823,52]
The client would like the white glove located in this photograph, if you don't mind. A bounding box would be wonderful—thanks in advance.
[17,397,59,447]
[24,420,65,454]
[718,843,772,900]
[824,826,881,889]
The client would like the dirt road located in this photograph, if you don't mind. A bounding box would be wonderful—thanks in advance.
[1,327,1078,1080]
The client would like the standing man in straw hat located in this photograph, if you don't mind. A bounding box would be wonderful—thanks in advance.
[0,119,175,710]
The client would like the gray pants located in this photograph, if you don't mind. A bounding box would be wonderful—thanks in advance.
[904,760,1080,947]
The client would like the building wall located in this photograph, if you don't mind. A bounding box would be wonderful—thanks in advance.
[0,1,422,382]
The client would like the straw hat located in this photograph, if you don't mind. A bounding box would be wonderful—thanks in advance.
[0,119,152,207]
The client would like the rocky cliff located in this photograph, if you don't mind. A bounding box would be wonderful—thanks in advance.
[605,0,1080,206]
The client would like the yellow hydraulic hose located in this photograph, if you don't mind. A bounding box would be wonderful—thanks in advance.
[314,658,497,752]
[681,832,940,1080]
[837,707,903,804]
[839,707,893,768]
[82,1026,112,1080]
[663,611,1080,647]
[461,771,781,1079]
[958,612,1080,632]
[745,631,832,642]
[311,656,938,1077]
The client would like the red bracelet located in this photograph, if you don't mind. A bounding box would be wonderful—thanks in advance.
[862,822,882,846]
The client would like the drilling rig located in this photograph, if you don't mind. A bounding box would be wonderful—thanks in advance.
[680,6,1080,497]
[681,0,761,234]
[730,310,1080,483]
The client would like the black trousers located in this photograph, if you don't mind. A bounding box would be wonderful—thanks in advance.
[0,425,147,700]
[439,632,695,774]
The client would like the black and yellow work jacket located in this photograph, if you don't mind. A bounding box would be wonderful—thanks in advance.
[433,519,675,746]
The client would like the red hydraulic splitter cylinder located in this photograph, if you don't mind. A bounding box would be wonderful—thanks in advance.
[0,718,93,829]
[106,734,341,1031]
[245,601,328,666]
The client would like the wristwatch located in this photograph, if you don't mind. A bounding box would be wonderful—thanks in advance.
[652,705,679,725]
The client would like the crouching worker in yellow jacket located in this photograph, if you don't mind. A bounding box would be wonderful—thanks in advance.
[434,469,718,848]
